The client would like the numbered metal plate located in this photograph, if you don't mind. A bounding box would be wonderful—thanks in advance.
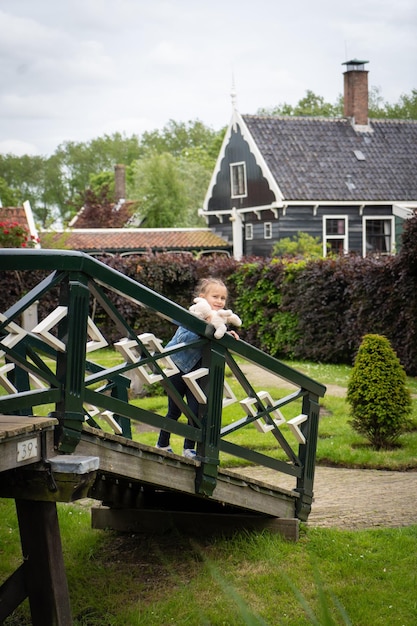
[17,438,38,463]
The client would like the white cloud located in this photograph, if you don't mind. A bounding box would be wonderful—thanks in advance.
[0,0,415,156]
[0,139,39,156]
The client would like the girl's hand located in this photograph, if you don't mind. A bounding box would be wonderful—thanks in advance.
[228,330,239,339]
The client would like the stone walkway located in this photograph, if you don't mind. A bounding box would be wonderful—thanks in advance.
[238,465,417,530]
[238,363,417,530]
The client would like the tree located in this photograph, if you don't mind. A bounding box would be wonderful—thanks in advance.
[0,177,19,207]
[347,334,412,450]
[383,89,417,119]
[257,86,417,120]
[53,133,142,224]
[129,153,188,228]
[258,90,340,117]
[141,119,224,160]
[73,185,134,228]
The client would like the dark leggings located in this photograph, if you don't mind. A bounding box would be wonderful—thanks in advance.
[157,370,199,450]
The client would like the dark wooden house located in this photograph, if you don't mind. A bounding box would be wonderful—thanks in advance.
[202,60,417,258]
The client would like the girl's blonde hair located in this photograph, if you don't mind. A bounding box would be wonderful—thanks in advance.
[194,277,227,298]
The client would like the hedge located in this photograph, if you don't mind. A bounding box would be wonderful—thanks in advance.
[2,214,417,375]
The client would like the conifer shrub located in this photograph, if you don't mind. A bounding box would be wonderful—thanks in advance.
[347,334,412,450]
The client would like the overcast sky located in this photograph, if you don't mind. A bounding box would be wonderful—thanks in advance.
[1,0,416,157]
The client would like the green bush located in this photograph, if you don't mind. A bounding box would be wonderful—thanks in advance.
[272,230,324,259]
[347,334,412,449]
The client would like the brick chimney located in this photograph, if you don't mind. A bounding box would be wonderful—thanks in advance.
[114,164,126,202]
[342,59,369,126]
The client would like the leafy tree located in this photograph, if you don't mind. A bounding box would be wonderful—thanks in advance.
[0,177,19,206]
[177,156,210,227]
[272,232,324,259]
[89,171,115,198]
[383,89,417,119]
[258,90,340,117]
[54,133,142,223]
[258,86,417,120]
[141,119,223,160]
[0,154,49,222]
[347,334,412,450]
[129,153,188,228]
[73,185,134,228]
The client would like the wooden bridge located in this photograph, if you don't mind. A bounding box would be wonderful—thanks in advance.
[0,250,326,625]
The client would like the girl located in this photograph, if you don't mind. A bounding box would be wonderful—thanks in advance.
[156,277,239,458]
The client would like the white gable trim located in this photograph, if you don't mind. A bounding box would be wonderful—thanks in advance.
[23,201,40,248]
[237,111,284,203]
[202,109,284,212]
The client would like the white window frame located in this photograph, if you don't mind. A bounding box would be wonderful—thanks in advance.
[230,162,247,198]
[322,215,348,256]
[264,222,272,239]
[362,216,395,257]
[245,223,253,240]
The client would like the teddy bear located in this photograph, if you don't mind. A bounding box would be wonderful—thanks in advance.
[189,297,242,339]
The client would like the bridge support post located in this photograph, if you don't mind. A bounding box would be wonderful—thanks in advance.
[295,395,320,521]
[195,344,225,496]
[15,499,73,625]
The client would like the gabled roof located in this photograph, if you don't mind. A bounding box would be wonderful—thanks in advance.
[241,115,417,202]
[40,228,231,255]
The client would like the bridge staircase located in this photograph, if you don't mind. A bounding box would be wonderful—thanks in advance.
[0,250,326,625]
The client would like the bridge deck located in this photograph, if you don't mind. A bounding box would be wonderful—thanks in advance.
[77,424,299,520]
[0,415,56,473]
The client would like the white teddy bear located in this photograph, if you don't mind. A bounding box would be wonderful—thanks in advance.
[189,297,242,339]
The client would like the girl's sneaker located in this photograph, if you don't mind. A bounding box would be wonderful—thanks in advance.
[183,448,197,459]
[156,444,173,453]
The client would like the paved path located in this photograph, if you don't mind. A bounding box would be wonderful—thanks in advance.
[238,363,417,529]
[238,465,417,530]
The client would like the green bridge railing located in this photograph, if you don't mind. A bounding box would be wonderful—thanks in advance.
[0,250,326,520]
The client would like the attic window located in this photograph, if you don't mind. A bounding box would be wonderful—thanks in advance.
[353,150,366,161]
[230,162,247,198]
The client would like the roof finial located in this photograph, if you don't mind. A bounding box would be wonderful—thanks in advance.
[231,72,238,110]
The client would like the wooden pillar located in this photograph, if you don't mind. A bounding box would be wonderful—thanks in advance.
[15,499,72,626]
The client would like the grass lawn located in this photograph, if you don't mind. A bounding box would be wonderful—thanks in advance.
[1,350,417,624]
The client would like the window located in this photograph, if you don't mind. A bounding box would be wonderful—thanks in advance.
[245,223,253,240]
[323,216,348,256]
[230,162,247,198]
[363,217,394,256]
[264,222,272,239]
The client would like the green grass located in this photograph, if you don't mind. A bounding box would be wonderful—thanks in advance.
[1,498,416,625]
[2,352,417,624]
[133,357,417,471]
[4,348,417,470]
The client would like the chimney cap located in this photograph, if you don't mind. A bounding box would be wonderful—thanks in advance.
[342,59,369,71]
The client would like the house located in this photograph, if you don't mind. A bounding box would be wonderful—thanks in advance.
[53,164,231,257]
[202,60,417,259]
[39,227,231,257]
[0,201,40,247]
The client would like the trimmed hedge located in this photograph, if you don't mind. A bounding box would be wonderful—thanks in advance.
[347,334,412,449]
[2,215,417,375]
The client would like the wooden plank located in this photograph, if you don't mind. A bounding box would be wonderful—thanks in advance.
[0,415,57,440]
[0,564,27,622]
[76,434,198,494]
[16,499,73,626]
[77,428,298,519]
[92,507,299,541]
